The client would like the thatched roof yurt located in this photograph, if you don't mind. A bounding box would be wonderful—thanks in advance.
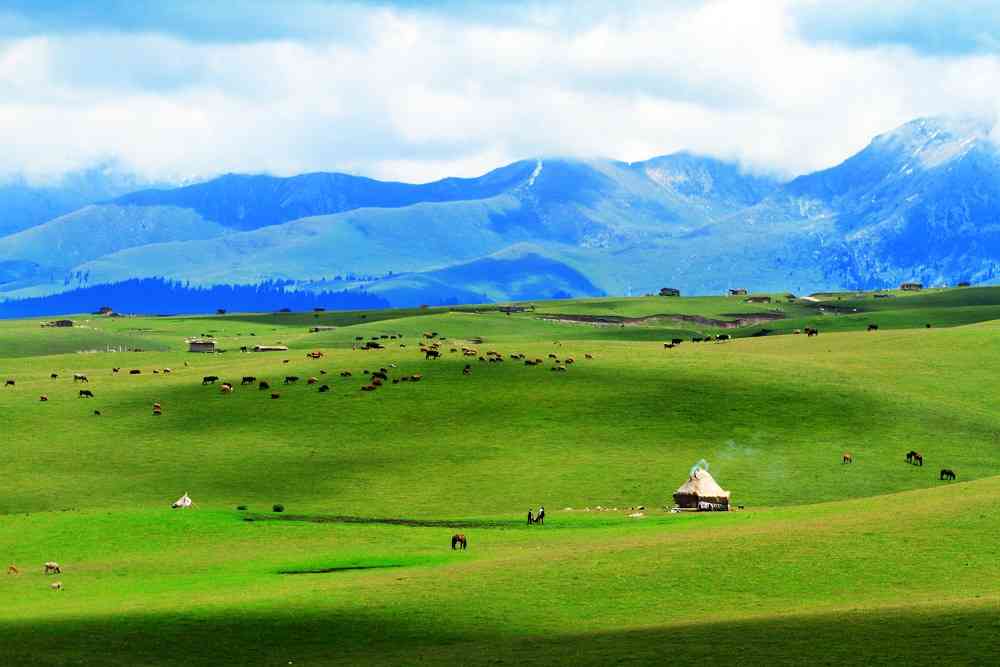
[673,467,730,509]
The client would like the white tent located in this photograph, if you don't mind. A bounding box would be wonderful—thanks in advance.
[171,492,194,509]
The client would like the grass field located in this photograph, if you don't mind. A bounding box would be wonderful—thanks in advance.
[2,288,999,665]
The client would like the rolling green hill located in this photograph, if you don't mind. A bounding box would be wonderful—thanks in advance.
[0,289,998,665]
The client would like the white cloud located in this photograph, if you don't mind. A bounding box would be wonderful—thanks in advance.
[0,0,997,184]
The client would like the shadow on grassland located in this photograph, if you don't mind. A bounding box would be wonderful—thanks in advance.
[1,601,997,666]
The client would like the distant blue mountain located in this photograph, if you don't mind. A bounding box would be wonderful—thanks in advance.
[0,164,157,237]
[1,117,998,309]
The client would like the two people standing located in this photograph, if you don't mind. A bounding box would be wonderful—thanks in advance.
[527,505,545,525]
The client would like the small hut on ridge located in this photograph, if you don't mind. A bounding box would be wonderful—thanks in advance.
[673,466,731,510]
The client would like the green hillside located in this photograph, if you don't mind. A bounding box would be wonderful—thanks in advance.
[1,289,998,665]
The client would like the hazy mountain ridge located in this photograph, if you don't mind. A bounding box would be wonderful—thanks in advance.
[1,116,998,308]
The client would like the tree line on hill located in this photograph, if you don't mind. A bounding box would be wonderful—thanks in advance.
[0,278,391,318]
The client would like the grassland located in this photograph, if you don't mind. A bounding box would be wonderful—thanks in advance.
[2,288,999,665]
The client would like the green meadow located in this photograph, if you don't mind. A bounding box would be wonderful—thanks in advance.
[2,288,999,665]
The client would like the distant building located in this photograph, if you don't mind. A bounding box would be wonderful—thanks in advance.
[95,306,114,315]
[900,282,923,291]
[957,282,971,288]
[187,339,217,353]
[728,288,748,296]
[658,287,681,297]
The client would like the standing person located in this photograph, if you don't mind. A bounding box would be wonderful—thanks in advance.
[527,509,534,525]
[537,506,545,525]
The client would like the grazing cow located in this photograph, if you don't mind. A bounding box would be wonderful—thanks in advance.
[283,359,290,364]
[240,346,249,353]
[672,338,683,345]
[912,452,924,467]
[306,351,324,359]
[585,354,594,359]
[371,378,383,386]
[241,376,256,385]
[867,324,879,332]
[425,349,441,360]
[129,369,141,375]
[565,357,575,365]
[463,365,472,375]
[842,453,853,464]
[926,323,932,328]
[163,368,172,374]
[340,371,352,377]
[451,534,468,550]
[361,384,376,392]
[220,383,234,394]
[202,376,219,385]
[79,389,94,398]
[258,381,270,390]
[372,371,388,381]
[320,370,327,375]
[805,328,819,337]
[318,384,330,393]
[4,379,14,387]
[50,582,63,591]
[93,410,101,416]
[50,373,58,379]
[664,343,674,349]
[717,334,732,342]
[152,403,162,415]
[44,562,61,575]
[112,368,120,374]
[410,374,422,382]
[6,565,17,575]
[39,395,48,402]
[284,376,299,384]
[270,393,280,399]
[307,377,318,385]
[940,468,956,481]
[548,353,557,359]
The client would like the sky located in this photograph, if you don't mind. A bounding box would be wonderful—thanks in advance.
[1,0,999,184]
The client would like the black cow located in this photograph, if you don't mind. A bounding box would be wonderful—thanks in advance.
[130,369,141,375]
[202,376,219,385]
[284,376,299,384]
[241,376,256,385]
[424,349,441,360]
[672,338,683,345]
[318,384,330,393]
[4,379,13,387]
[867,324,879,332]
[940,468,956,481]
[258,381,271,390]
[79,389,94,398]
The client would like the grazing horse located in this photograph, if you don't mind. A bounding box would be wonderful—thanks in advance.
[43,562,61,575]
[6,565,17,575]
[79,389,94,398]
[842,453,853,464]
[906,450,917,464]
[940,468,957,481]
[912,452,923,467]
[451,534,468,550]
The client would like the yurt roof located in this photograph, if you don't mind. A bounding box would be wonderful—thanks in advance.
[675,468,730,498]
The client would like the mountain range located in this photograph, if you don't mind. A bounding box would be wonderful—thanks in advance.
[0,116,998,311]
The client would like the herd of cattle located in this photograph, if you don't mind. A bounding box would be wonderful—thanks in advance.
[842,449,958,482]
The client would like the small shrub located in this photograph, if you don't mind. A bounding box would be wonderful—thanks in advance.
[272,504,285,513]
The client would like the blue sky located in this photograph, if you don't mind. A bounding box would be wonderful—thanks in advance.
[0,0,997,183]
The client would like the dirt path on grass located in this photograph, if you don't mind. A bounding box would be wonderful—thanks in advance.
[535,312,787,329]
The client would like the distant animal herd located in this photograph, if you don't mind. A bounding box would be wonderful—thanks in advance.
[843,448,957,482]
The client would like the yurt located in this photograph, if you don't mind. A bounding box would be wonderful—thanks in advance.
[673,468,730,510]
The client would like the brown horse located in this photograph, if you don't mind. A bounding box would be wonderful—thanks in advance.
[842,453,853,464]
[451,534,468,550]
[912,452,923,467]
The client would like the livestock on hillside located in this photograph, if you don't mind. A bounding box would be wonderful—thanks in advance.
[241,376,256,385]
[44,562,61,575]
[220,383,234,394]
[4,379,14,387]
[202,376,219,385]
[451,534,468,550]
[867,324,879,332]
[307,377,318,385]
[284,376,300,384]
[50,582,63,591]
[318,384,330,392]
[130,369,141,374]
[259,381,271,390]
[6,565,17,575]
[39,395,48,402]
[842,453,853,464]
[50,373,58,379]
[940,468,957,481]
[79,389,94,398]
[73,373,89,382]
